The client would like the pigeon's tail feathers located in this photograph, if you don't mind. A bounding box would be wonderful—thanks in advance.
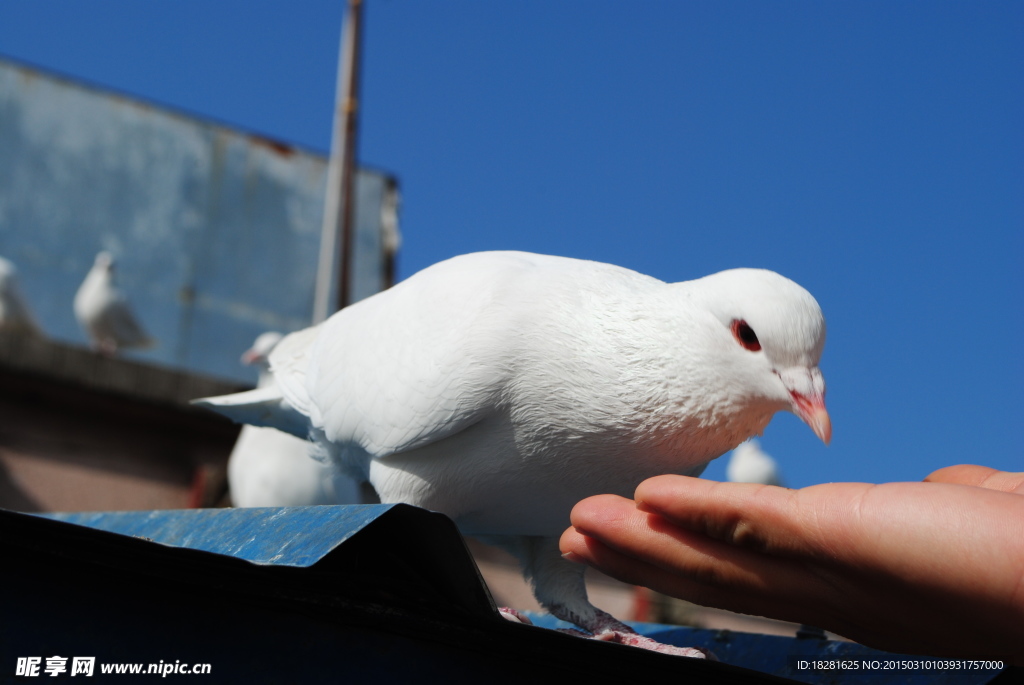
[192,386,310,439]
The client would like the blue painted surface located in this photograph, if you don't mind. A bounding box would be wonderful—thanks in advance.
[0,56,397,384]
[44,504,399,567]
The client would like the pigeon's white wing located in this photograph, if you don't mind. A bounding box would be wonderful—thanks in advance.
[0,257,43,336]
[104,296,154,348]
[276,252,613,459]
[265,324,323,419]
[0,291,41,334]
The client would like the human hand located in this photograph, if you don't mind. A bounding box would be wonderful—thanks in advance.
[559,465,1024,664]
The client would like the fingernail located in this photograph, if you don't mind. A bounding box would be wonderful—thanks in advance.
[561,551,588,564]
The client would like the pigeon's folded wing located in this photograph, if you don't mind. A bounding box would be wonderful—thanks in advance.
[266,324,322,419]
[273,253,561,459]
[106,297,154,348]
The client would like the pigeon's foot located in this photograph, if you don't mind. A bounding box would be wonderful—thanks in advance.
[583,608,715,659]
[93,340,118,357]
[591,629,713,658]
[498,607,534,625]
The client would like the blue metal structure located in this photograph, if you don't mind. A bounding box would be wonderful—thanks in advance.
[1,505,1014,683]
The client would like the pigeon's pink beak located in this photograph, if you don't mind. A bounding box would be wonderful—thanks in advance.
[240,349,262,365]
[790,391,831,445]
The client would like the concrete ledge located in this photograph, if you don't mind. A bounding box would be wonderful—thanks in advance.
[0,333,245,408]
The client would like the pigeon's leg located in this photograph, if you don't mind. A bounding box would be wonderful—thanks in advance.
[502,535,712,658]
[95,338,118,356]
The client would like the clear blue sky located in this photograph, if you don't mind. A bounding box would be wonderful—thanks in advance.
[0,1,1020,487]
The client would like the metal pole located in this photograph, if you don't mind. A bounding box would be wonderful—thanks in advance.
[313,0,363,324]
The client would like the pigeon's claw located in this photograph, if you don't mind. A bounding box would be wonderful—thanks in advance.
[580,608,714,659]
[593,629,713,658]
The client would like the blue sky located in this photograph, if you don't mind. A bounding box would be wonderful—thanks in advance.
[0,1,1020,487]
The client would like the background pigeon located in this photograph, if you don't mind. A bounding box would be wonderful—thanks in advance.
[0,256,44,337]
[196,251,831,657]
[73,251,154,354]
[228,332,361,508]
[726,439,783,486]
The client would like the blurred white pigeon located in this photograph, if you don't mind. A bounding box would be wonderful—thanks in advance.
[228,332,361,508]
[0,256,44,337]
[74,252,154,354]
[726,439,783,486]
[195,251,831,657]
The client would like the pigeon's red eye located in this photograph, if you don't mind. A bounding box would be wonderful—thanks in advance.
[731,319,761,352]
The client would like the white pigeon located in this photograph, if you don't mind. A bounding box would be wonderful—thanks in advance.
[726,439,783,486]
[0,256,44,337]
[74,252,155,354]
[228,332,362,508]
[195,251,831,657]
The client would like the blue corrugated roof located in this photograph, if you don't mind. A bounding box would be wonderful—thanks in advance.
[45,504,401,567]
[5,505,1011,684]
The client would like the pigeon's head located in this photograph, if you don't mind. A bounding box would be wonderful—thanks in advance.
[241,331,284,367]
[690,268,831,444]
[0,257,15,288]
[94,251,115,273]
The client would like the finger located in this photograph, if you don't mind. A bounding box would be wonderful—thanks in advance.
[560,528,812,618]
[632,476,874,563]
[563,494,848,620]
[924,464,1024,494]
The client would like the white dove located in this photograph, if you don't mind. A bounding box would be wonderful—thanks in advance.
[195,251,831,657]
[74,252,155,354]
[228,332,362,508]
[726,439,783,486]
[0,256,44,337]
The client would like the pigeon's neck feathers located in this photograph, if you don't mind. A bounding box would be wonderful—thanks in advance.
[75,260,118,306]
[495,267,781,466]
[0,257,16,287]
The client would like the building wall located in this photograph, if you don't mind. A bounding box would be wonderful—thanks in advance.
[0,337,241,512]
[0,57,398,513]
[0,56,398,385]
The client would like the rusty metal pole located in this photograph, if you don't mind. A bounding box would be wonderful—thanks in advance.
[313,0,364,324]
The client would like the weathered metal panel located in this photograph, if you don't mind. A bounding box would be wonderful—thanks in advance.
[0,57,397,384]
[45,504,405,567]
